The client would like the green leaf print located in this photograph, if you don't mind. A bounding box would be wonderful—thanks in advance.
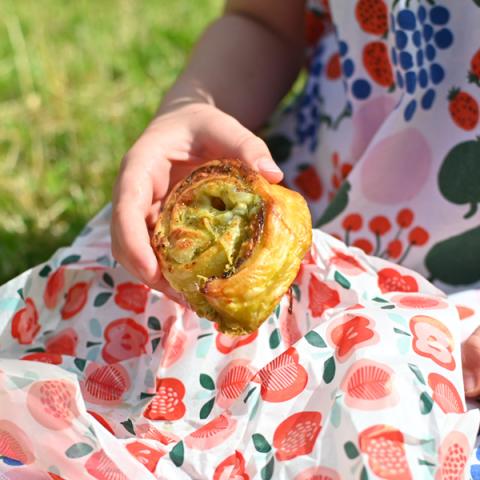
[408,363,426,385]
[323,356,336,383]
[120,419,135,435]
[65,443,93,458]
[360,466,370,480]
[420,391,434,415]
[147,316,161,330]
[61,254,81,265]
[252,433,272,453]
[102,273,114,288]
[438,139,480,218]
[315,181,351,227]
[305,331,327,348]
[334,271,351,289]
[261,457,275,480]
[93,292,112,307]
[169,441,185,467]
[425,226,480,285]
[199,373,215,390]
[200,397,215,419]
[344,441,360,459]
[269,328,281,349]
[39,265,52,277]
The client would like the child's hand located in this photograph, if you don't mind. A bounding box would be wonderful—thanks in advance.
[462,327,480,397]
[110,102,283,294]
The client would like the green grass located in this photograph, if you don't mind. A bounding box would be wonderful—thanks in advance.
[0,0,222,284]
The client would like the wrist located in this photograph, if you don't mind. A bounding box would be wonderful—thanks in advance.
[157,77,216,115]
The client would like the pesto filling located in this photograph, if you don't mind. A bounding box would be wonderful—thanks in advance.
[166,181,262,275]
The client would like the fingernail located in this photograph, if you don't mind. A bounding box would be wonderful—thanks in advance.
[464,373,476,394]
[257,158,282,175]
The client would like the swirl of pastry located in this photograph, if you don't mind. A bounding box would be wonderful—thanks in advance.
[152,160,312,335]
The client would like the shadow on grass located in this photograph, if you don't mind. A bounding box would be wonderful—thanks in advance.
[0,213,92,286]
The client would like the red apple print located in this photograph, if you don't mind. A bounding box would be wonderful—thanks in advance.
[410,315,455,371]
[185,412,237,451]
[342,213,363,231]
[386,239,403,259]
[85,450,128,480]
[352,238,374,255]
[308,275,340,317]
[377,268,418,293]
[82,363,131,405]
[61,282,89,320]
[102,318,148,363]
[435,431,470,480]
[341,359,398,410]
[279,307,302,347]
[273,411,322,461]
[408,226,429,246]
[257,347,308,402]
[216,359,253,409]
[396,208,414,228]
[359,425,412,480]
[428,373,464,414]
[295,466,340,480]
[49,474,66,480]
[391,293,447,310]
[369,216,391,235]
[328,314,378,361]
[213,451,249,480]
[355,0,388,36]
[363,41,394,88]
[0,420,35,465]
[12,298,40,345]
[126,441,163,473]
[448,88,479,131]
[45,328,78,356]
[330,250,366,275]
[26,379,80,430]
[160,315,187,368]
[326,52,341,80]
[43,267,65,309]
[114,282,149,314]
[136,424,180,445]
[215,324,258,354]
[455,305,475,320]
[22,352,62,365]
[294,165,323,200]
[143,377,186,421]
[88,410,115,435]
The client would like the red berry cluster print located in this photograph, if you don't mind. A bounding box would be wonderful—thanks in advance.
[337,208,429,264]
[329,152,352,201]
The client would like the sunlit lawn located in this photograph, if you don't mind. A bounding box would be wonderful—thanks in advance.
[0,0,222,283]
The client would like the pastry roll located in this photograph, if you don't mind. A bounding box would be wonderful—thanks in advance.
[152,160,312,335]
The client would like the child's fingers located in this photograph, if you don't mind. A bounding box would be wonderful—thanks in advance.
[199,113,283,183]
[111,155,167,287]
[462,326,480,397]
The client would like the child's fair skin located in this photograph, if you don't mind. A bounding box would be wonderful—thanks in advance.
[110,0,480,398]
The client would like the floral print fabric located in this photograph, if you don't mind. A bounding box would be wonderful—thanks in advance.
[0,206,480,479]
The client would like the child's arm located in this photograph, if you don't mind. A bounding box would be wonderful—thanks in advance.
[111,1,306,292]
[160,1,306,129]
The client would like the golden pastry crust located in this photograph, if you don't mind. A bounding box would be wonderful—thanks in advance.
[152,159,312,335]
